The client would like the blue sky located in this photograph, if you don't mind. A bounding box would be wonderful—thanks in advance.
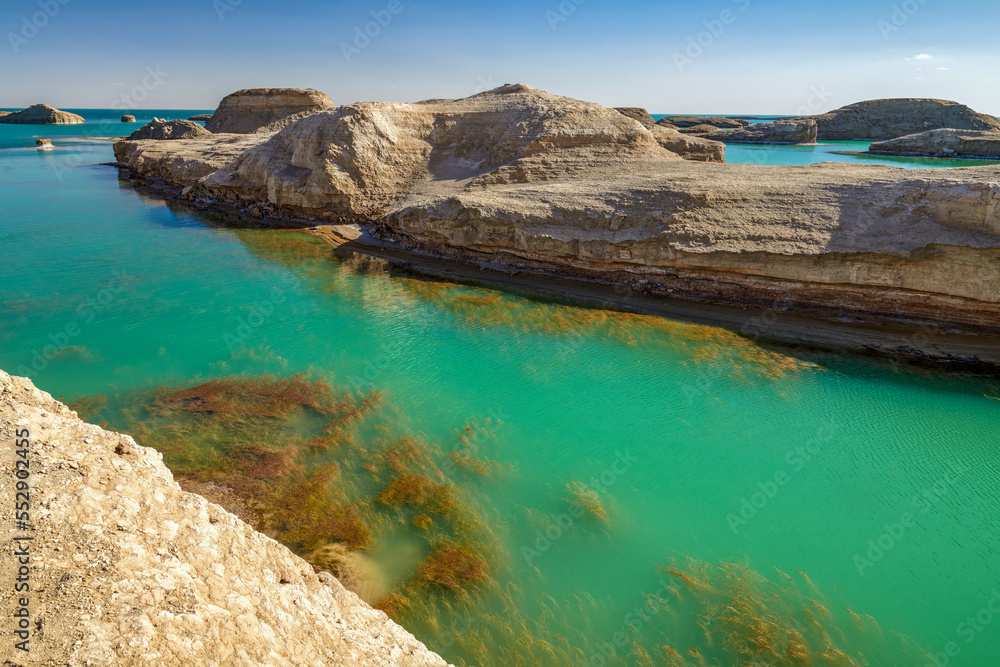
[1,0,998,114]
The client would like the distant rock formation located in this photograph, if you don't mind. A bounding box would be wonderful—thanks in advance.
[0,111,10,118]
[689,119,818,144]
[188,113,213,121]
[204,88,334,134]
[121,114,136,122]
[679,124,721,135]
[127,118,213,140]
[801,99,1000,141]
[869,128,1000,159]
[658,115,750,129]
[614,107,655,127]
[0,104,84,125]
[0,370,450,666]
[35,138,53,151]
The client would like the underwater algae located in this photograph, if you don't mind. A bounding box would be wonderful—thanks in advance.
[70,370,928,667]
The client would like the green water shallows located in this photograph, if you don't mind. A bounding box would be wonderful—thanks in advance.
[2,120,1000,666]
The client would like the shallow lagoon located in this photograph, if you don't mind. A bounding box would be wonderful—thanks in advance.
[2,116,1000,665]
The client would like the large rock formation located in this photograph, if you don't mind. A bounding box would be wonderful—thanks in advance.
[801,99,1000,141]
[614,107,655,127]
[693,119,818,144]
[205,88,334,134]
[121,114,136,123]
[188,114,213,121]
[650,125,725,162]
[658,115,750,129]
[869,128,1000,159]
[112,84,1000,346]
[0,104,84,124]
[0,369,450,666]
[127,118,213,141]
[114,133,270,186]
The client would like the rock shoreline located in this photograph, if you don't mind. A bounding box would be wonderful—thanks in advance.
[0,370,450,666]
[110,84,1000,369]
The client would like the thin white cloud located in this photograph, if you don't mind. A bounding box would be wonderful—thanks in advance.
[936,67,951,71]
[912,53,934,60]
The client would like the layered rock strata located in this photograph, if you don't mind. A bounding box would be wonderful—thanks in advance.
[204,88,334,134]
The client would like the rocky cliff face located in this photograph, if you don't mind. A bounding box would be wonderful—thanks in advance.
[111,84,1000,345]
[205,88,334,134]
[802,98,1000,141]
[869,128,1000,159]
[0,370,450,666]
[614,107,655,127]
[0,104,84,124]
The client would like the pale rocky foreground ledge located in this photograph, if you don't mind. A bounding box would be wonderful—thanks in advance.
[0,370,450,667]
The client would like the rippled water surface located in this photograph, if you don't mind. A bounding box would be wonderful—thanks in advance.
[2,114,1000,666]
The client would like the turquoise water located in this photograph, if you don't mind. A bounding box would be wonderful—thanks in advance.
[0,108,211,149]
[3,117,1000,666]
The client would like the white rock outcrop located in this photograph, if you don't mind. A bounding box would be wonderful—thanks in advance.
[0,370,450,666]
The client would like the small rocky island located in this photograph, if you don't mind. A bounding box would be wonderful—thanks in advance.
[0,104,84,124]
[0,370,449,666]
[868,128,1000,159]
[799,98,1000,141]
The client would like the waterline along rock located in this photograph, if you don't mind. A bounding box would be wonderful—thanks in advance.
[869,128,1000,159]
[0,369,450,667]
[112,84,1000,347]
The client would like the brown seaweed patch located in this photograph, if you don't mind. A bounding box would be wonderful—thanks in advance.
[655,558,926,667]
[276,463,372,550]
[564,480,609,523]
[150,374,341,419]
[417,542,489,595]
